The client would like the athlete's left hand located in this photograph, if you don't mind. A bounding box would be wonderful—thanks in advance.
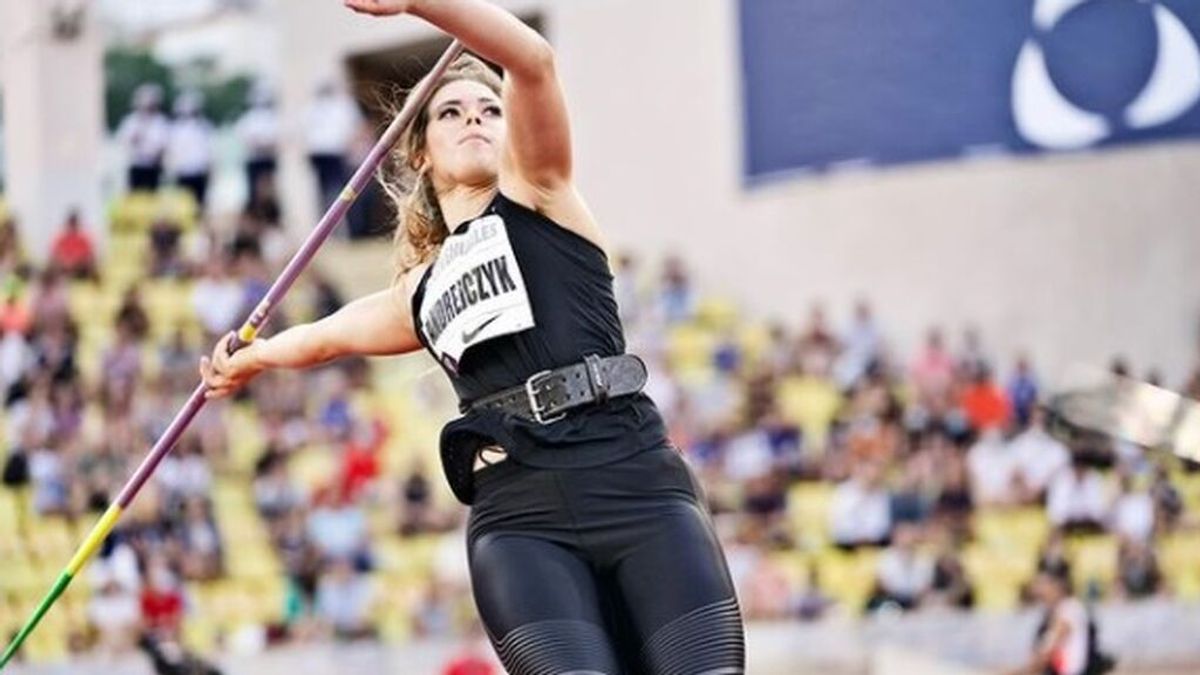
[343,0,416,16]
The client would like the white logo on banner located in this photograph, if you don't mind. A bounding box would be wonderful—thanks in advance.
[1013,0,1200,150]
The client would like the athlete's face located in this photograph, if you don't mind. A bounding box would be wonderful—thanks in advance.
[423,79,505,189]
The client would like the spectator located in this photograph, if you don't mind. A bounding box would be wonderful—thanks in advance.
[1149,464,1184,530]
[191,256,244,339]
[178,497,223,581]
[829,461,892,549]
[48,209,97,280]
[1008,354,1040,429]
[117,83,171,192]
[967,427,1021,507]
[441,624,498,675]
[140,556,186,639]
[834,299,881,387]
[959,363,1010,432]
[929,547,975,610]
[1047,458,1111,534]
[0,216,28,272]
[149,216,185,278]
[413,580,456,637]
[315,556,376,640]
[304,81,363,223]
[29,437,70,516]
[1109,473,1156,543]
[0,282,32,335]
[1115,538,1164,600]
[236,83,281,208]
[957,326,989,381]
[658,255,695,324]
[307,485,372,570]
[254,448,302,525]
[399,461,434,537]
[867,524,933,612]
[166,90,215,213]
[796,303,839,377]
[1010,407,1071,503]
[116,285,151,342]
[0,323,34,392]
[795,566,835,621]
[87,577,142,657]
[1007,570,1114,675]
[910,327,956,413]
[28,267,70,330]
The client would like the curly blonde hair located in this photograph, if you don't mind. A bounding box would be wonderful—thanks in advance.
[380,54,503,278]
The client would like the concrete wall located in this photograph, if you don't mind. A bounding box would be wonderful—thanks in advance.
[276,0,1200,381]
[0,0,106,260]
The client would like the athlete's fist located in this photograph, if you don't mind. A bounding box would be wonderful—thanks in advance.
[199,332,264,399]
[343,0,416,16]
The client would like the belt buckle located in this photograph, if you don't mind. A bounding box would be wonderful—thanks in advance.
[525,369,566,425]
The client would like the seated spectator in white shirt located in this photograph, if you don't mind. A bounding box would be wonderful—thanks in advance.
[1009,408,1070,502]
[1046,458,1111,534]
[87,577,142,657]
[830,461,892,549]
[1109,473,1156,543]
[868,524,933,612]
[191,256,244,340]
[967,428,1021,507]
[315,556,376,640]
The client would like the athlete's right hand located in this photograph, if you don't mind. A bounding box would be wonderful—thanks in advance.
[199,332,265,399]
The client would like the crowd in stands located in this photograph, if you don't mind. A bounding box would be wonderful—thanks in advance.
[0,81,1198,675]
[614,253,1199,622]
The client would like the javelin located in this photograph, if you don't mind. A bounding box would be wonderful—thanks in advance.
[0,39,465,671]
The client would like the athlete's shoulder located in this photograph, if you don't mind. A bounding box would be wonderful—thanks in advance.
[496,181,609,259]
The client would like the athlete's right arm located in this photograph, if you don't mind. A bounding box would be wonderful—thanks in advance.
[200,285,422,399]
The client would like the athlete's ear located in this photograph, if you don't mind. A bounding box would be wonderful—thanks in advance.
[408,150,428,173]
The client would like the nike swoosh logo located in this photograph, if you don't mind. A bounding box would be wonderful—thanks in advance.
[462,314,501,345]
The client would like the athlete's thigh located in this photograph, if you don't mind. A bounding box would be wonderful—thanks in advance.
[470,532,623,675]
[614,501,746,675]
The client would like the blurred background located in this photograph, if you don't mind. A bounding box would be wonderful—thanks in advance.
[1,0,1199,673]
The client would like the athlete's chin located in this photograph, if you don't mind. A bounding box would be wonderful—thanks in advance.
[452,162,500,186]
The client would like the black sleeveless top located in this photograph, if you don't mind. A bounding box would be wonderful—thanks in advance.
[410,192,668,479]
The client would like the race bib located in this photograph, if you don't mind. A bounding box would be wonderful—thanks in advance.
[419,214,535,370]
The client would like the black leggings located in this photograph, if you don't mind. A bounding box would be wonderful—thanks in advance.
[467,445,745,675]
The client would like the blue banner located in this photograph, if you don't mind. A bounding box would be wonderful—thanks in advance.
[739,0,1200,181]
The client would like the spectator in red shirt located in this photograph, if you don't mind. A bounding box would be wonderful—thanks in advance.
[49,210,97,280]
[960,363,1010,432]
[442,626,498,675]
[140,556,185,639]
[0,282,32,335]
[340,417,387,502]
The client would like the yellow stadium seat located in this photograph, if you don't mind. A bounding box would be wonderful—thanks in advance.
[1174,471,1200,513]
[975,508,1049,555]
[788,483,834,548]
[1068,535,1118,591]
[108,190,197,234]
[1160,533,1200,599]
[962,544,1033,611]
[735,323,774,369]
[666,323,716,378]
[694,298,739,332]
[775,375,843,451]
[814,548,877,612]
[182,616,220,653]
[0,491,19,537]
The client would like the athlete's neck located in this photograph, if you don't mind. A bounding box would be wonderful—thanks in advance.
[437,183,497,230]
